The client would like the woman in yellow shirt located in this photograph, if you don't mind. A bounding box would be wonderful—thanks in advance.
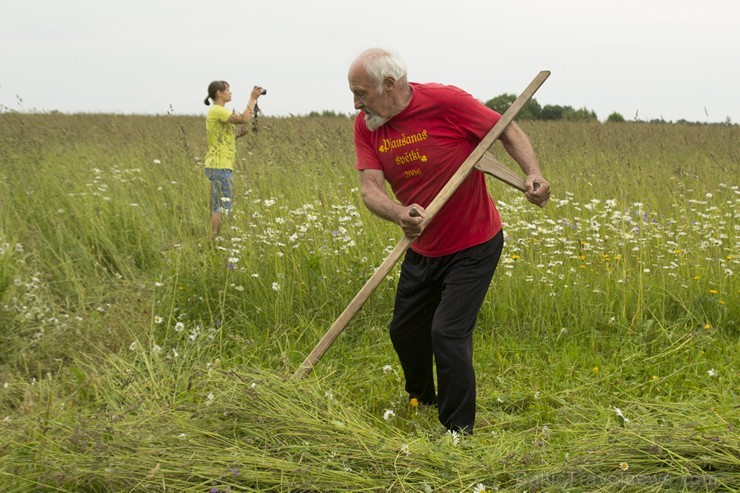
[203,81,264,238]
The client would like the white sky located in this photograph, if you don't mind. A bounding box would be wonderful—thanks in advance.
[2,0,738,123]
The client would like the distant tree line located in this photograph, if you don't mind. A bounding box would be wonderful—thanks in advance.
[484,93,734,125]
[484,93,600,122]
[303,100,733,125]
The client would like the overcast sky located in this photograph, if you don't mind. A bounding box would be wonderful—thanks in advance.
[2,0,738,123]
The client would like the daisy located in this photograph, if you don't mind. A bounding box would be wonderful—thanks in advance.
[614,407,630,423]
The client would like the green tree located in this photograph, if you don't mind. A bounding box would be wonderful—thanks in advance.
[563,107,598,122]
[484,93,541,120]
[540,104,566,120]
[607,112,625,123]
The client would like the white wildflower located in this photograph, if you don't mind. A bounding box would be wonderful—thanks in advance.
[272,282,280,291]
[447,430,461,446]
[383,409,396,421]
[614,407,630,423]
[707,368,717,377]
[174,322,185,332]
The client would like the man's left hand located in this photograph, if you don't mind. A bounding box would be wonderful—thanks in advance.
[526,176,551,208]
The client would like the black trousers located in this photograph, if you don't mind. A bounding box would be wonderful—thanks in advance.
[389,231,504,433]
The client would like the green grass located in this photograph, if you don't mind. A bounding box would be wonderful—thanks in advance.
[0,113,737,492]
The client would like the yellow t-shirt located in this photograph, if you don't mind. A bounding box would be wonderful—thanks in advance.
[205,105,235,169]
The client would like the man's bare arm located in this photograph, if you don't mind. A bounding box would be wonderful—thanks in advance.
[359,169,424,238]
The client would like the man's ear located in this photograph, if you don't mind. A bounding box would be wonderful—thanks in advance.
[383,77,396,91]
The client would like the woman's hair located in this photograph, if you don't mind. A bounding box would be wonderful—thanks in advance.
[355,48,407,93]
[204,80,229,106]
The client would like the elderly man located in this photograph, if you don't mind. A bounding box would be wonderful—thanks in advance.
[348,48,550,434]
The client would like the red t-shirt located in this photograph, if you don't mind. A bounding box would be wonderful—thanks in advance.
[354,82,503,257]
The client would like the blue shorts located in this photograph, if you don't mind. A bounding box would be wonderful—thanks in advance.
[204,168,233,214]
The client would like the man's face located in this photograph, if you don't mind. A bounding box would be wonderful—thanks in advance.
[349,68,391,131]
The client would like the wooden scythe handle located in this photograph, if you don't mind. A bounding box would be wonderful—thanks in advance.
[293,70,551,379]
[475,152,540,193]
[475,151,526,192]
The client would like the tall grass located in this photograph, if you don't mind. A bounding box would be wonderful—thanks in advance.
[0,113,737,491]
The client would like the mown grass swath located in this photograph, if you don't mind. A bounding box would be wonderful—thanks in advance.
[0,113,737,492]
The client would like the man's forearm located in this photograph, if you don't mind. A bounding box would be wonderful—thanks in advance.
[501,123,544,177]
[362,188,404,225]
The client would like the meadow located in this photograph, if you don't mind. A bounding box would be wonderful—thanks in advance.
[0,112,737,492]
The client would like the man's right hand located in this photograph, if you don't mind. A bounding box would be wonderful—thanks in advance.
[398,205,425,239]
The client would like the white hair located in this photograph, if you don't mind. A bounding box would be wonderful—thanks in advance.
[354,48,408,93]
